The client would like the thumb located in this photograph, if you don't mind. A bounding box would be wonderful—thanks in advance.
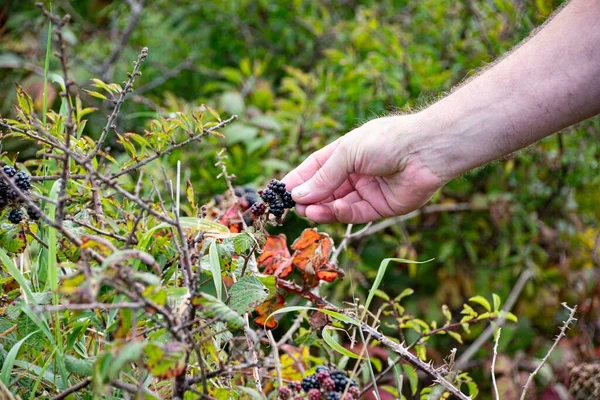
[291,146,349,204]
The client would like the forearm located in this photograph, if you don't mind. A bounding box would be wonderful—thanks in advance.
[415,0,600,182]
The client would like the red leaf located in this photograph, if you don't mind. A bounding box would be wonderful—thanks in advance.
[257,234,293,278]
[253,293,285,329]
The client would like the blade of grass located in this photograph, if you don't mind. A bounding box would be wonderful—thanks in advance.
[322,328,364,360]
[45,180,68,389]
[209,239,222,300]
[1,330,40,385]
[28,349,57,400]
[42,3,52,125]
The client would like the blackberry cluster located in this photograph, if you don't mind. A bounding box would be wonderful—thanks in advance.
[0,165,36,224]
[292,367,360,400]
[258,179,295,219]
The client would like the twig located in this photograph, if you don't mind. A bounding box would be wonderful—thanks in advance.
[519,303,577,400]
[71,218,129,242]
[491,328,502,400]
[277,309,306,346]
[88,47,148,161]
[34,301,145,312]
[50,377,92,400]
[109,115,237,180]
[267,330,283,389]
[352,203,474,240]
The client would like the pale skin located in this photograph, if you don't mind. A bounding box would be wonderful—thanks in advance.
[282,0,600,224]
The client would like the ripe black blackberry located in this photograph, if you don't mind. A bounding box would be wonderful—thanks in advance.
[251,202,266,216]
[282,191,295,208]
[331,371,350,392]
[325,393,340,400]
[14,171,31,191]
[234,187,244,197]
[268,179,286,194]
[301,375,319,392]
[2,165,16,178]
[27,205,41,221]
[8,208,23,224]
[260,188,277,203]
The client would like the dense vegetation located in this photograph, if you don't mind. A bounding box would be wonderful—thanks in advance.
[0,1,598,399]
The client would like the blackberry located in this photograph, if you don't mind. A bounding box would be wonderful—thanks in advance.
[234,187,244,197]
[1,165,16,178]
[316,370,331,383]
[244,185,255,193]
[8,208,23,224]
[307,388,321,400]
[288,382,302,392]
[244,192,259,206]
[251,202,266,216]
[268,179,287,194]
[347,386,360,398]
[325,393,340,400]
[26,205,41,221]
[331,372,349,392]
[282,191,295,208]
[301,376,319,392]
[321,378,336,392]
[278,386,292,400]
[316,366,330,373]
[14,171,31,191]
[260,188,276,203]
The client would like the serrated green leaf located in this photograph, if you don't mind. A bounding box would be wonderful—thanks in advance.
[234,232,254,254]
[229,275,269,315]
[191,293,245,330]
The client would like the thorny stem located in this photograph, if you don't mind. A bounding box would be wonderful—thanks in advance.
[519,303,577,400]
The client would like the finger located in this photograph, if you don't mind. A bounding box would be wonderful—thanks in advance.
[294,204,307,217]
[331,198,383,224]
[303,204,337,223]
[282,140,340,190]
[291,145,350,204]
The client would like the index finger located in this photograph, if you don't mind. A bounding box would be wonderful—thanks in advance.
[281,138,341,190]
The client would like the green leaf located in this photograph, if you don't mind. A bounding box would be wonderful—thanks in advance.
[394,288,415,303]
[447,331,463,344]
[322,328,364,360]
[145,342,186,379]
[237,387,266,400]
[234,232,254,254]
[0,225,27,253]
[268,306,358,326]
[229,275,270,315]
[415,344,427,361]
[469,295,492,312]
[209,240,223,301]
[493,293,501,312]
[1,330,39,385]
[401,364,418,395]
[501,311,518,323]
[82,89,108,100]
[191,293,245,330]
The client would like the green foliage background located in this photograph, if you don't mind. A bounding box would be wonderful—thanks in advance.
[1,0,599,398]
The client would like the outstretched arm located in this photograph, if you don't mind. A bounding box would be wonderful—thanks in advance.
[283,0,600,224]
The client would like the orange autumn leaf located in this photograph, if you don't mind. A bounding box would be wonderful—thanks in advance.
[253,293,286,329]
[257,234,293,278]
[316,262,344,283]
[218,204,243,233]
[291,228,333,275]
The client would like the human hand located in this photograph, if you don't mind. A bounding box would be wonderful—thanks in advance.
[282,114,447,224]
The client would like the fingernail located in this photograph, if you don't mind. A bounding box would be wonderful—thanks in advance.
[292,184,310,199]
